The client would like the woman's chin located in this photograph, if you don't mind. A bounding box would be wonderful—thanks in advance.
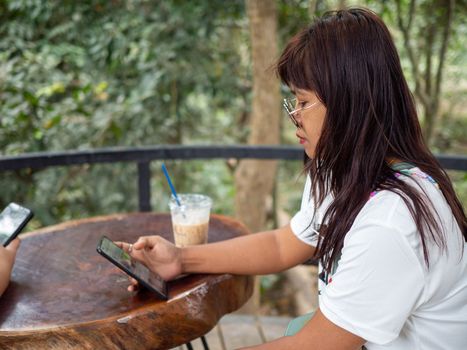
[304,147,315,159]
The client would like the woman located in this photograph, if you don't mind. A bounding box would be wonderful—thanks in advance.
[0,238,20,297]
[120,8,467,349]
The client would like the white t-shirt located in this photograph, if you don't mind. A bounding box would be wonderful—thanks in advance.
[290,168,467,350]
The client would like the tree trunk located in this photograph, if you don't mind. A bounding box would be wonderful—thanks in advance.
[236,0,280,235]
[395,0,455,144]
[235,0,281,313]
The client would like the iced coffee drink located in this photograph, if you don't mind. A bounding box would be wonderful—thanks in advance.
[169,194,212,247]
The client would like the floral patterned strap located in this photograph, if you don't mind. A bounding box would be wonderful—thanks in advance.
[370,163,439,200]
[394,167,439,188]
[390,161,414,172]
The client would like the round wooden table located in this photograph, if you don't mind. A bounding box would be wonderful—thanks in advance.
[0,213,254,349]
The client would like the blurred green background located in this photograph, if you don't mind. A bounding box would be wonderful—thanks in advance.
[1,0,466,230]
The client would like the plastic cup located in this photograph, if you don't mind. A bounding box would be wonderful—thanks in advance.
[169,194,212,247]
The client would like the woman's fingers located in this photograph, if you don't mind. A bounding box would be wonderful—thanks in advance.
[133,237,152,250]
[115,241,130,252]
[110,240,147,293]
[127,277,139,292]
[117,236,163,254]
[133,236,164,251]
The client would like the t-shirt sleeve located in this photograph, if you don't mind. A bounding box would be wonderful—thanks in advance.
[319,221,425,344]
[290,176,319,247]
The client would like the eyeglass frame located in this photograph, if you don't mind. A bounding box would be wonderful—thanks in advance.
[282,98,321,127]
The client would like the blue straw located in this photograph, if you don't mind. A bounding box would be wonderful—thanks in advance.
[161,163,182,207]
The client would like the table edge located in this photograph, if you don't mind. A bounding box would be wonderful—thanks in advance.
[20,212,251,239]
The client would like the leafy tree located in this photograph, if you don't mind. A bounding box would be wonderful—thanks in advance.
[0,0,249,224]
[0,0,465,228]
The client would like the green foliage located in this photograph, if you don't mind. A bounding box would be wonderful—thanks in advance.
[0,0,465,229]
[448,171,467,216]
[0,0,324,228]
[0,0,252,226]
[0,0,249,152]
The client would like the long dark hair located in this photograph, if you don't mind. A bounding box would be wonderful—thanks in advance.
[277,8,466,272]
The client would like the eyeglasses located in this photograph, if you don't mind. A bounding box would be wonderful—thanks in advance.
[282,98,321,127]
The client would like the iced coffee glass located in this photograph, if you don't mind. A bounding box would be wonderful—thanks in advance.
[169,194,212,247]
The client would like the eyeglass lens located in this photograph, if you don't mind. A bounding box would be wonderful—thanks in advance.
[283,98,300,127]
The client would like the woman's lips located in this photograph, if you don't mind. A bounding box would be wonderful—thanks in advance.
[296,133,307,144]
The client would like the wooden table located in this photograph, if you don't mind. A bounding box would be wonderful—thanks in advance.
[0,213,253,350]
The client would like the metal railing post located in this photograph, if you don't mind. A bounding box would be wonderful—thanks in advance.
[137,162,151,212]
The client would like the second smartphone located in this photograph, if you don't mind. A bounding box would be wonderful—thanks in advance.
[0,202,34,247]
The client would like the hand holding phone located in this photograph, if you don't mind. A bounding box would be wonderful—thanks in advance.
[0,203,34,247]
[96,236,168,300]
[0,230,21,296]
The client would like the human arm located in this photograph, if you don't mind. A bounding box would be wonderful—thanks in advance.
[239,309,365,350]
[120,223,315,281]
[180,223,315,275]
[0,238,20,296]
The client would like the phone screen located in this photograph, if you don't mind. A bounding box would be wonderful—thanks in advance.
[0,203,33,247]
[97,236,168,299]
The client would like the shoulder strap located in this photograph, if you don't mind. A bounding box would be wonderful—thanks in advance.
[390,162,415,172]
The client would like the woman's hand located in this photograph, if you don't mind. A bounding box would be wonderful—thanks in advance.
[0,238,20,270]
[117,236,182,291]
[0,238,21,296]
[131,235,183,280]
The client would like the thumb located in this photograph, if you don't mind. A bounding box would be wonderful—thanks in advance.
[6,238,21,252]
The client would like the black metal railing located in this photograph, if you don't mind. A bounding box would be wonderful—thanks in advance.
[1,145,466,212]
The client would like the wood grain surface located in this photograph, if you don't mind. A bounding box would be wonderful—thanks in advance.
[0,213,253,350]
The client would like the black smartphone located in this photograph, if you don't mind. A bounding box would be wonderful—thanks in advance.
[96,236,168,300]
[0,202,34,247]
